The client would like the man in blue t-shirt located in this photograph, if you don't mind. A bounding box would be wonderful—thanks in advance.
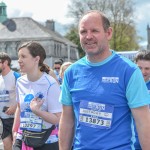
[134,50,150,149]
[59,10,150,150]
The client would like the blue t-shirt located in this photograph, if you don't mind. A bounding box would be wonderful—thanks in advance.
[146,80,150,93]
[60,51,150,150]
[134,79,150,149]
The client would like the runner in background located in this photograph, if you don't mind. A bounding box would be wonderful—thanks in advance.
[0,52,20,150]
[134,50,150,150]
[53,59,63,84]
[135,50,150,92]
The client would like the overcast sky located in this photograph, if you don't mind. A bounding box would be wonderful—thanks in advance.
[134,0,150,47]
[3,0,72,24]
[2,0,150,48]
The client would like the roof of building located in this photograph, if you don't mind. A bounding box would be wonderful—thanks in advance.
[0,17,77,47]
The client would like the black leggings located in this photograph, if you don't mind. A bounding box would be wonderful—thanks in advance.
[13,139,59,150]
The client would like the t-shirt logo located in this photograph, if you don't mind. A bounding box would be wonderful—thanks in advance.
[102,77,119,83]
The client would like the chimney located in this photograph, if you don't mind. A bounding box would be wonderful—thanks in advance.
[46,20,55,31]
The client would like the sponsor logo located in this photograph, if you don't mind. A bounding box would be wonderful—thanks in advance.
[102,77,119,83]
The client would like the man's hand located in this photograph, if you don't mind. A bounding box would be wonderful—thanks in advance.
[5,105,17,115]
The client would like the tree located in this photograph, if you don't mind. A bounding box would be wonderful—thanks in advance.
[65,26,85,58]
[65,0,140,57]
[110,23,140,51]
[107,0,139,50]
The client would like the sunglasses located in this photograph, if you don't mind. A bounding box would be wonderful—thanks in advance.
[54,67,60,69]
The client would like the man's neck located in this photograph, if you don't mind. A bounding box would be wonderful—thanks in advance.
[87,50,112,63]
[2,68,11,76]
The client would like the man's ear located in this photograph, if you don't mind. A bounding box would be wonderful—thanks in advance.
[106,27,113,40]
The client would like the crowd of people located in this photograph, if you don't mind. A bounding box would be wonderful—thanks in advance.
[0,10,150,150]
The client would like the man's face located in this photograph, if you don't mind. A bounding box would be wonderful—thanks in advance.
[137,60,150,82]
[79,12,112,57]
[54,64,61,73]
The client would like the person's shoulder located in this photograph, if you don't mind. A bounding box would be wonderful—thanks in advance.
[16,74,27,83]
[42,72,58,84]
[114,52,137,69]
[49,69,59,83]
[8,70,18,79]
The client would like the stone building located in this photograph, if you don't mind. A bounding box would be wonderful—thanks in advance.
[0,2,79,69]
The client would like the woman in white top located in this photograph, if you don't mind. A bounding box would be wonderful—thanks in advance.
[12,41,62,150]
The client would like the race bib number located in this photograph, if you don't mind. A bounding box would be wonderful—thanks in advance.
[79,101,114,129]
[20,123,42,130]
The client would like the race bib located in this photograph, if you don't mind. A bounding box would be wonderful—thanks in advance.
[20,93,43,132]
[0,90,9,102]
[79,100,114,129]
[20,111,43,132]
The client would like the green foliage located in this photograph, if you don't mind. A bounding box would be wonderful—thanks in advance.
[110,23,140,51]
[65,27,85,58]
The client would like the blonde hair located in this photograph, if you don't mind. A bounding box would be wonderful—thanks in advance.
[59,62,72,79]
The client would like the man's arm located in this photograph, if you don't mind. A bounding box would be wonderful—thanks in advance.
[131,105,150,149]
[59,105,75,150]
